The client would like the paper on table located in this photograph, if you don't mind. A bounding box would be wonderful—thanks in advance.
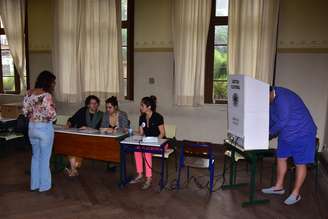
[142,136,159,143]
[132,135,142,141]
[78,129,99,134]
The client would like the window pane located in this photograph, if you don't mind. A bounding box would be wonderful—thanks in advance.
[1,35,9,48]
[121,0,128,21]
[122,46,127,62]
[0,16,4,28]
[213,81,227,101]
[123,78,127,97]
[123,60,127,78]
[1,49,15,76]
[213,45,228,102]
[3,76,15,91]
[214,46,227,80]
[216,0,229,16]
[122,28,127,46]
[215,25,228,45]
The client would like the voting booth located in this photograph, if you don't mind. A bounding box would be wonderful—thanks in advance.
[227,75,269,150]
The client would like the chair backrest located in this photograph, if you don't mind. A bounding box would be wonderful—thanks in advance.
[164,124,176,139]
[182,140,212,158]
[56,115,70,126]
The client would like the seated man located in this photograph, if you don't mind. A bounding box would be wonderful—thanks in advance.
[65,95,103,176]
[262,86,317,205]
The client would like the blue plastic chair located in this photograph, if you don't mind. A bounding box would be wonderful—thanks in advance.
[176,140,215,193]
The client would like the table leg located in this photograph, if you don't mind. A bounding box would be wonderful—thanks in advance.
[119,144,128,187]
[160,148,165,190]
[232,150,237,184]
[230,149,235,184]
[241,155,270,207]
[222,148,247,190]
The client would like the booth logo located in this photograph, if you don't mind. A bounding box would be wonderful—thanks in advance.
[232,93,239,107]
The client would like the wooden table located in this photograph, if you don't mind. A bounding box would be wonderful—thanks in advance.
[53,126,128,171]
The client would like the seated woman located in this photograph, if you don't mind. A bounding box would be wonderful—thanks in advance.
[100,96,129,133]
[65,95,103,176]
[130,96,165,190]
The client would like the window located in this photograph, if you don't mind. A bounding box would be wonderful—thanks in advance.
[204,0,229,104]
[0,18,19,94]
[0,14,29,94]
[121,0,134,100]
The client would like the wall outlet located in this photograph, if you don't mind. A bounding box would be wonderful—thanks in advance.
[149,77,155,84]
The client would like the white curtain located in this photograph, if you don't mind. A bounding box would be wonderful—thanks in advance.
[0,0,26,91]
[172,0,212,106]
[53,0,122,103]
[228,0,280,84]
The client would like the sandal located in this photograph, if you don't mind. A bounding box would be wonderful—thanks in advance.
[65,167,79,177]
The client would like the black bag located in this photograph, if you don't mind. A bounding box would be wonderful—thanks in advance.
[15,114,29,133]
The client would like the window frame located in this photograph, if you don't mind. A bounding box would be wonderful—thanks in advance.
[122,0,134,100]
[204,0,229,104]
[0,3,29,94]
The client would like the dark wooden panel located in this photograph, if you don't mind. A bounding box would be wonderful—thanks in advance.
[54,132,121,162]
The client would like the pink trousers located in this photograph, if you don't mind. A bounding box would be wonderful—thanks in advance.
[134,144,168,178]
[134,152,152,178]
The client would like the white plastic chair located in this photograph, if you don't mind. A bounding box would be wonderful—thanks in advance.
[55,115,70,126]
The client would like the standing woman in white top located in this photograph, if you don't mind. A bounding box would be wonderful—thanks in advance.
[22,71,57,192]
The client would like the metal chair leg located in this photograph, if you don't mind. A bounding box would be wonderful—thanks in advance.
[165,159,169,185]
[187,166,190,184]
[176,164,182,190]
[174,149,178,171]
[223,155,227,180]
[209,160,214,193]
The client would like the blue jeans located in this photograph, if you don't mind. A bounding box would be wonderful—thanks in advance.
[28,122,54,192]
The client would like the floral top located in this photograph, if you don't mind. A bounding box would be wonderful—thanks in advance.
[22,92,56,122]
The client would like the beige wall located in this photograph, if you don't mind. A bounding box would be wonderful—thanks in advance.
[28,0,52,52]
[277,0,328,50]
[1,0,328,148]
[275,0,328,150]
[275,54,328,150]
[28,0,53,87]
[135,0,172,49]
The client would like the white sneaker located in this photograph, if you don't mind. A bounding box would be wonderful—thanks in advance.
[129,175,143,184]
[141,179,152,190]
[284,194,301,205]
[261,186,285,195]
